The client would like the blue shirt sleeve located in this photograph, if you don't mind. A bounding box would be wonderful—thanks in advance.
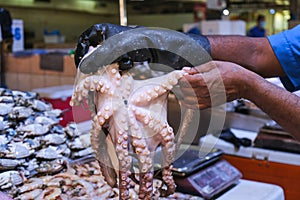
[267,25,300,92]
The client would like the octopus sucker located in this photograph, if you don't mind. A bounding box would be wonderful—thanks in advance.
[71,62,191,199]
[117,155,131,199]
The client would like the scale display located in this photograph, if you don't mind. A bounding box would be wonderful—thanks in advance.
[185,160,241,199]
[171,147,242,199]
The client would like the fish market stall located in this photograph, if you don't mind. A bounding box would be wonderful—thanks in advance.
[0,87,284,200]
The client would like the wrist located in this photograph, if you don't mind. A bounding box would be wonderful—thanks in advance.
[187,33,211,54]
[239,71,265,100]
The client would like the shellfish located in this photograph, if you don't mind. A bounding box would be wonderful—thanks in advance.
[0,170,26,189]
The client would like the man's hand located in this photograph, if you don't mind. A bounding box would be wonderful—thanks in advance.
[179,61,254,109]
[180,60,300,138]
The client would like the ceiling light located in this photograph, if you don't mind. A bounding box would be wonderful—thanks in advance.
[269,8,276,15]
[222,9,230,16]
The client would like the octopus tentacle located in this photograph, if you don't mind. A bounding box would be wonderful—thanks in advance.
[113,107,132,200]
[175,108,195,152]
[71,76,101,104]
[133,138,153,199]
[160,165,176,197]
[70,78,106,107]
[128,113,154,199]
[115,129,131,199]
[139,171,154,199]
[90,118,117,187]
[71,63,121,106]
[96,103,114,125]
[159,125,176,196]
[130,71,184,107]
[131,106,168,137]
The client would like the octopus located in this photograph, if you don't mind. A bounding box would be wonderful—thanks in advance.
[70,62,193,199]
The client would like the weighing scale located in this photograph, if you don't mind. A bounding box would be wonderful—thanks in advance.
[154,145,242,199]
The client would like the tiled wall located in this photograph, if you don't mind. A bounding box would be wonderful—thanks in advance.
[4,54,76,91]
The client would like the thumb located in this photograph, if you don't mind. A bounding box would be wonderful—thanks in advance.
[182,67,198,75]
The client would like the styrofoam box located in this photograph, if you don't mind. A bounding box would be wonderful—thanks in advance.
[44,35,65,44]
[201,20,246,35]
[32,85,73,100]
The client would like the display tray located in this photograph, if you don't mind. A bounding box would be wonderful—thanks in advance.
[254,126,300,154]
[200,129,300,166]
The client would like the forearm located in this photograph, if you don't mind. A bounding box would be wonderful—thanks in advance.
[243,74,300,139]
[207,35,285,77]
[181,61,300,138]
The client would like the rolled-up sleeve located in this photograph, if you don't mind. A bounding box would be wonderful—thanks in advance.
[267,25,300,92]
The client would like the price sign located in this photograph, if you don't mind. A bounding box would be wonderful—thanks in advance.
[12,19,24,52]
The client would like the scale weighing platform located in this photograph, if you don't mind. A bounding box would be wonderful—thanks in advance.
[155,144,284,200]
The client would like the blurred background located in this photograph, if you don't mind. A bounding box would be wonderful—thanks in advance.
[0,0,295,49]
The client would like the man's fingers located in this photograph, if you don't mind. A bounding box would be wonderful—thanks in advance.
[194,61,216,73]
[180,86,210,99]
[179,62,219,110]
[182,61,216,75]
[182,67,198,75]
[180,73,205,88]
[179,98,210,110]
[183,61,216,75]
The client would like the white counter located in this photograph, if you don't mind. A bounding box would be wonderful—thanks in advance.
[217,179,284,200]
